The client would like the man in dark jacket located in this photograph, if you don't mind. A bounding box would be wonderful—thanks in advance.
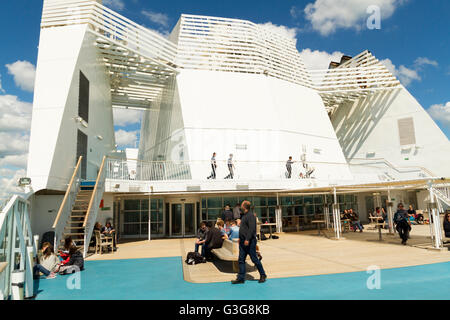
[232,201,267,284]
[221,205,233,222]
[394,203,411,245]
[203,224,224,259]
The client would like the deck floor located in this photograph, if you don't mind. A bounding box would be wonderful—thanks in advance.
[87,225,450,283]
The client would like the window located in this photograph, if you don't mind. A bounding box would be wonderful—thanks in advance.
[122,199,164,238]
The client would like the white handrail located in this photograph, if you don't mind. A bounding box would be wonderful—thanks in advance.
[0,195,35,299]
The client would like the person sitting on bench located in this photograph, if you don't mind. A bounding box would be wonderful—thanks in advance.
[202,223,224,259]
[349,209,363,232]
[216,220,229,240]
[195,222,209,254]
[227,220,240,241]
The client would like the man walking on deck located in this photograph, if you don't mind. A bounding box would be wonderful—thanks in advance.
[286,156,294,179]
[232,201,267,284]
[224,154,235,179]
[207,152,217,179]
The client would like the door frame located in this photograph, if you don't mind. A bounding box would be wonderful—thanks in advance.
[166,196,199,238]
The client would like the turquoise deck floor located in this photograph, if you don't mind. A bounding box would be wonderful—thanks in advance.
[34,257,450,300]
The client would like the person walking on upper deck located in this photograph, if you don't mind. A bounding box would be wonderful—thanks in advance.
[286,156,294,179]
[232,201,267,284]
[224,154,235,179]
[207,152,217,179]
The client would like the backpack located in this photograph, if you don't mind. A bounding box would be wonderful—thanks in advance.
[185,252,206,265]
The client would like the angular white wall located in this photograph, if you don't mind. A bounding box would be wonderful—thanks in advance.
[141,69,353,180]
[27,25,115,192]
[331,86,450,177]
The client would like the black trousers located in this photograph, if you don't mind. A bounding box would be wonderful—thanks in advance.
[237,238,266,281]
[396,221,410,242]
[208,165,216,179]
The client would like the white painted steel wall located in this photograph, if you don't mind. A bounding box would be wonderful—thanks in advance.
[27,25,115,192]
[331,85,450,177]
[140,69,352,181]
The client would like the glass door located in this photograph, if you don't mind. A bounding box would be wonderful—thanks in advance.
[170,203,197,237]
[171,204,183,236]
[184,203,195,236]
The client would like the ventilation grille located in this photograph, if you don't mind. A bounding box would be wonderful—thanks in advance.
[398,117,416,146]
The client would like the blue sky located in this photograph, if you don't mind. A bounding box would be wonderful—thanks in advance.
[0,0,449,202]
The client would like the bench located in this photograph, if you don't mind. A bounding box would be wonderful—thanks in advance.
[211,239,243,272]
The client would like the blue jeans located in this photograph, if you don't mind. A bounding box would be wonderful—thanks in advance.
[353,221,363,231]
[33,264,50,277]
[195,242,205,255]
[237,238,266,281]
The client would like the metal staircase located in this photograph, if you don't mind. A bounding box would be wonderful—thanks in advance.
[53,156,107,257]
[434,185,450,209]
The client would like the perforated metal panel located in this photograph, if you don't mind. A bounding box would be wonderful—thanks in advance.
[398,117,416,146]
[78,71,89,123]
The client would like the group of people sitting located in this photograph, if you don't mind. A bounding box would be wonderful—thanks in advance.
[93,221,117,251]
[370,205,424,226]
[194,204,263,261]
[342,209,364,232]
[194,219,241,258]
[33,236,84,280]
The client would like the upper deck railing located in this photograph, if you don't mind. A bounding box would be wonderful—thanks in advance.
[105,157,433,184]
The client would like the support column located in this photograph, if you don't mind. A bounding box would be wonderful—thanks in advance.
[148,195,151,241]
[324,204,331,230]
[387,188,395,234]
[332,188,341,240]
[276,194,282,233]
[428,182,443,249]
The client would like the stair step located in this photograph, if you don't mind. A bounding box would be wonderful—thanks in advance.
[72,210,87,212]
[64,233,85,236]
[70,215,86,218]
[65,227,85,230]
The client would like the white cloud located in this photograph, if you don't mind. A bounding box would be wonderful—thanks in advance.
[414,57,438,69]
[102,0,125,11]
[0,154,28,168]
[0,94,31,205]
[5,60,36,92]
[258,22,299,42]
[115,130,138,148]
[113,108,143,127]
[142,10,170,28]
[304,0,406,36]
[0,95,32,162]
[428,102,450,128]
[0,169,27,204]
[299,48,344,70]
[381,58,421,86]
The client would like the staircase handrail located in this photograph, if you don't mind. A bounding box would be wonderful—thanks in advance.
[83,156,107,257]
[52,156,83,250]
